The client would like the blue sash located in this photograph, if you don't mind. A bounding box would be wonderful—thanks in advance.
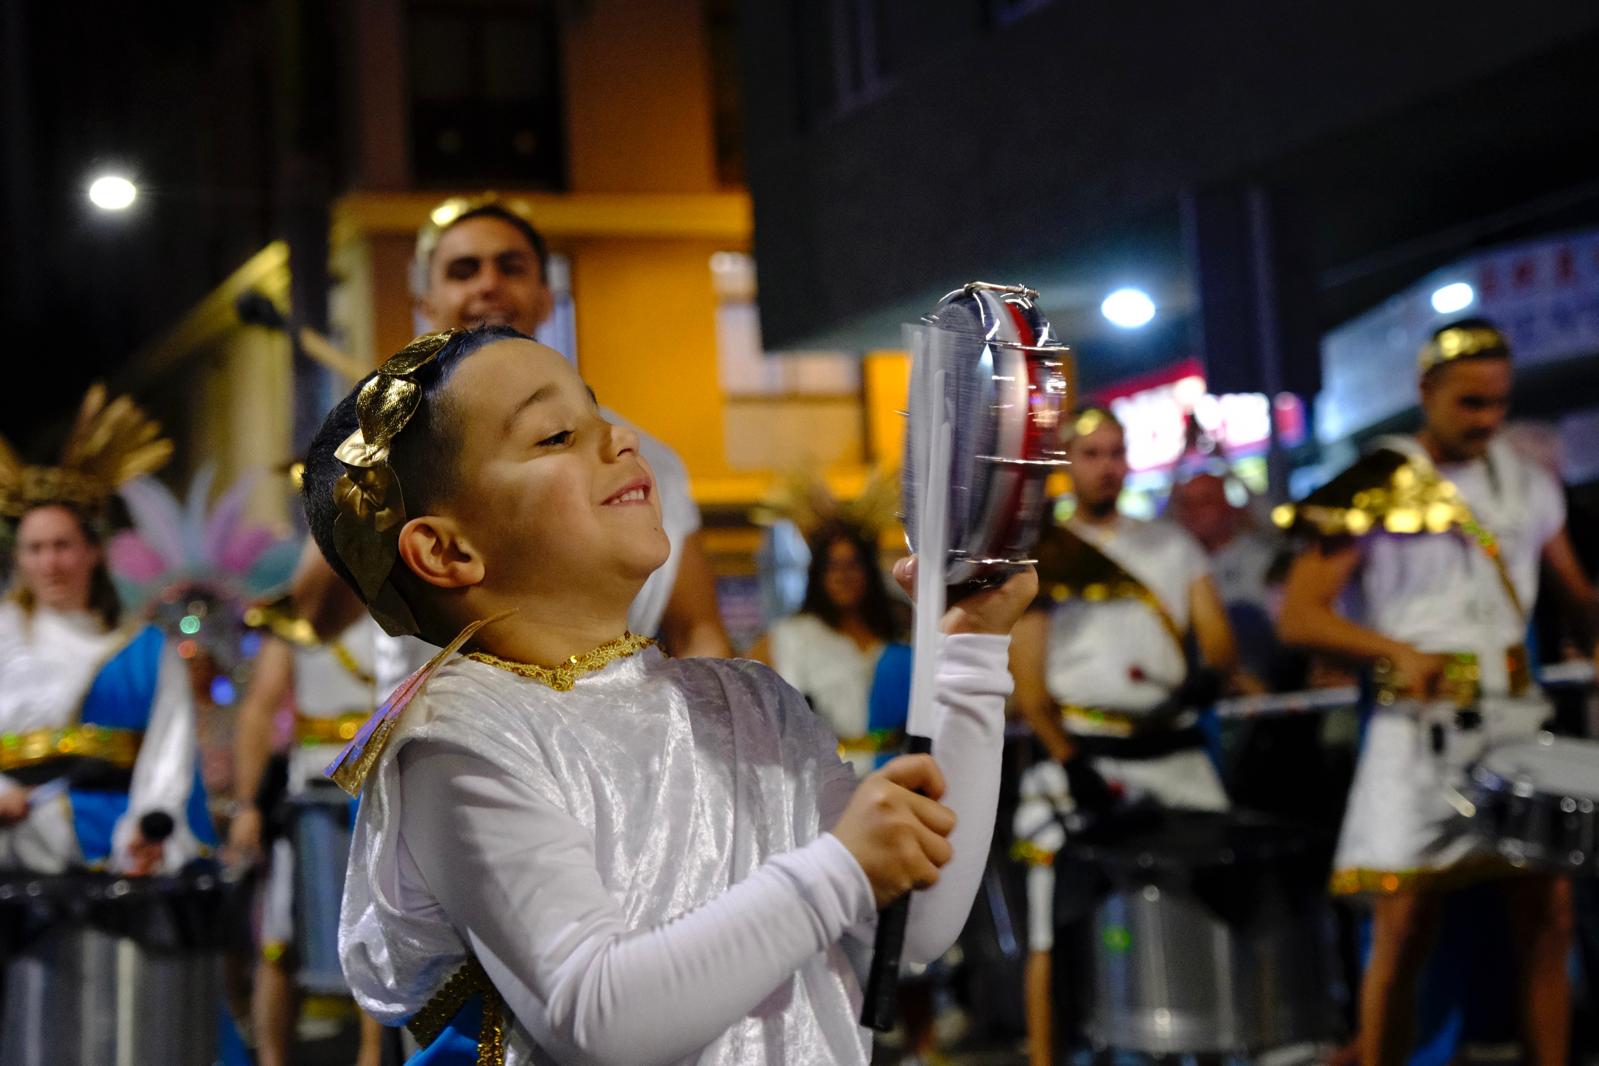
[70,626,215,862]
[407,995,488,1065]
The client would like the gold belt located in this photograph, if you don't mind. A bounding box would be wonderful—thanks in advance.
[1372,646,1530,708]
[294,712,371,746]
[0,724,143,773]
[837,729,905,755]
[1062,705,1145,738]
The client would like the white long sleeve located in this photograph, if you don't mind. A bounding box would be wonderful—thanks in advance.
[398,745,875,1065]
[816,633,1013,963]
[113,642,201,871]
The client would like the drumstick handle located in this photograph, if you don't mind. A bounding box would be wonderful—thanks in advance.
[860,732,933,1032]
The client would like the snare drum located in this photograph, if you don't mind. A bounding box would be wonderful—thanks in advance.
[1459,733,1599,872]
[1056,808,1340,1054]
[0,869,226,1066]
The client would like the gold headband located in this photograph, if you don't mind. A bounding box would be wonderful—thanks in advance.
[331,330,458,636]
[1418,324,1509,375]
[1065,407,1119,442]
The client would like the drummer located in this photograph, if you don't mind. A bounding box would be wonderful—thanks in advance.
[229,598,385,1066]
[0,388,208,875]
[288,194,731,661]
[1009,406,1244,1066]
[1277,318,1597,1066]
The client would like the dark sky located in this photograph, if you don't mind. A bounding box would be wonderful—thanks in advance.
[1,2,277,452]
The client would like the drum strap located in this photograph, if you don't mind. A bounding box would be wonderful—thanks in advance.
[1035,522,1187,657]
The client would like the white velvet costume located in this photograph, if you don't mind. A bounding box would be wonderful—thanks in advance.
[339,634,1011,1065]
[0,603,200,873]
[1013,516,1227,952]
[1330,435,1564,895]
[765,613,886,777]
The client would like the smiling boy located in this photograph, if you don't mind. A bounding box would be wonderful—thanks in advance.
[303,326,1031,1064]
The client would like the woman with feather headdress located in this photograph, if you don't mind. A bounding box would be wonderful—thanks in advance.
[0,386,211,875]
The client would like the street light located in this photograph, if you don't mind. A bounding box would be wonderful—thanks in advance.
[88,174,137,212]
[1101,287,1156,329]
[1430,281,1475,315]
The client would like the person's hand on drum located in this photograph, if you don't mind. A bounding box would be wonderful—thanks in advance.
[124,834,166,877]
[890,556,1038,637]
[225,805,264,867]
[0,786,29,827]
[1389,645,1451,701]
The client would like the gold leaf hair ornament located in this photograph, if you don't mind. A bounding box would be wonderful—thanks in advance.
[1417,323,1510,375]
[331,330,458,637]
[0,384,173,521]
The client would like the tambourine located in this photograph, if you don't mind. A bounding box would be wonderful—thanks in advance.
[863,282,1069,1032]
[902,282,1070,586]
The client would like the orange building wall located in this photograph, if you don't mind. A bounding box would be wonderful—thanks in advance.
[570,238,729,479]
[562,0,719,194]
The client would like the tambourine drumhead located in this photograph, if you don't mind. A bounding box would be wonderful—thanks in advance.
[1474,734,1599,800]
[903,283,1068,584]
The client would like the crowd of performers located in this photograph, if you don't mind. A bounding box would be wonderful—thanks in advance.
[1,194,1596,1066]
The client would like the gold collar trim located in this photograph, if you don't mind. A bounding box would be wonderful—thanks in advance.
[467,632,655,691]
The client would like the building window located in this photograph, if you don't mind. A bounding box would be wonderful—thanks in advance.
[408,1,565,188]
[795,0,893,128]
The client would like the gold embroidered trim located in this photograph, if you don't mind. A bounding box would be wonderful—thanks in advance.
[1010,840,1056,868]
[0,724,143,772]
[1328,854,1531,897]
[242,596,319,647]
[467,632,655,692]
[837,728,905,755]
[408,958,506,1065]
[294,712,372,746]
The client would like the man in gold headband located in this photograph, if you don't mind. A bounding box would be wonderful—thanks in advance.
[1278,317,1597,1066]
[1009,405,1243,1066]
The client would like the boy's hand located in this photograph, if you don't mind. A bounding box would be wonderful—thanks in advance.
[891,556,1038,637]
[831,754,956,908]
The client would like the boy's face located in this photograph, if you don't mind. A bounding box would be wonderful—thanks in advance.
[439,339,669,602]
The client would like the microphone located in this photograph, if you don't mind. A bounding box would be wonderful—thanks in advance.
[138,810,175,843]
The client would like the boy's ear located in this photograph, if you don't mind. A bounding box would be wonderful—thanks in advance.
[397,514,485,590]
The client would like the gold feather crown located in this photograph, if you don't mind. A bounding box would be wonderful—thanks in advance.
[751,467,901,541]
[0,384,173,520]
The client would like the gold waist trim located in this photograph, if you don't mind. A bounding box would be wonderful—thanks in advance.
[0,724,143,772]
[1329,854,1533,897]
[408,958,506,1065]
[1010,840,1056,868]
[294,712,372,746]
[1061,705,1148,738]
[1372,645,1530,708]
[837,729,905,755]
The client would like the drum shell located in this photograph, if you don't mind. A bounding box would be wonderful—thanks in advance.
[290,788,355,995]
[1058,810,1341,1053]
[0,874,223,1066]
[1463,734,1599,873]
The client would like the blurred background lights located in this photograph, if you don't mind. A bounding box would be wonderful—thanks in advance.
[1430,281,1475,314]
[87,174,138,211]
[1101,287,1156,329]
